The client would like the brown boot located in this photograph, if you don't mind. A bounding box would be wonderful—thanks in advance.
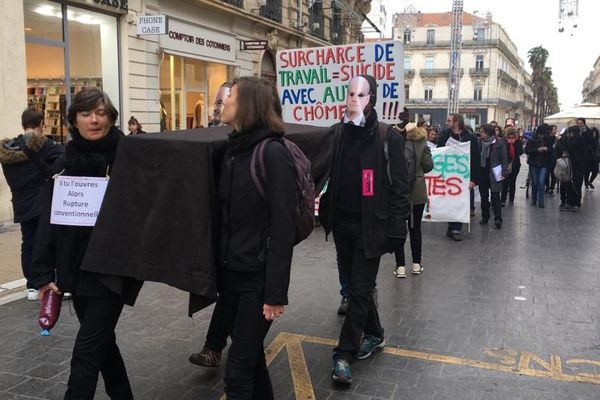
[189,347,221,367]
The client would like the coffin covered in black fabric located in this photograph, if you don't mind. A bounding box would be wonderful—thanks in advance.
[80,123,333,315]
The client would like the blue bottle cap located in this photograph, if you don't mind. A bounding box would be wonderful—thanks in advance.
[40,329,50,336]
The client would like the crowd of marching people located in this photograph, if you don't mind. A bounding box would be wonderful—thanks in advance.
[2,74,600,399]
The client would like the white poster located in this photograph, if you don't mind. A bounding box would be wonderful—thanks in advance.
[276,41,404,126]
[51,176,109,227]
[423,142,471,223]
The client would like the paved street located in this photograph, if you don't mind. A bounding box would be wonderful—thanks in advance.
[1,172,600,400]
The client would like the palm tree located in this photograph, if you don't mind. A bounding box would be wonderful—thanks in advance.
[528,46,549,124]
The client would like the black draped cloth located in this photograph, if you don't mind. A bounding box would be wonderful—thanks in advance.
[81,124,333,315]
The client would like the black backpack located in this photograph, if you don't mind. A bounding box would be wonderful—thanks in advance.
[250,137,315,245]
[379,123,417,191]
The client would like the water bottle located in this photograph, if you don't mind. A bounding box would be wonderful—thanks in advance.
[38,290,63,336]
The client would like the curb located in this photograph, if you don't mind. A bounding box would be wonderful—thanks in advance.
[0,278,27,305]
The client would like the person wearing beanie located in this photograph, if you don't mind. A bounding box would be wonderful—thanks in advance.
[319,74,410,385]
[525,123,554,207]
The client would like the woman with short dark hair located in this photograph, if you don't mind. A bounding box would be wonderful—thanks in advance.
[31,87,133,399]
[195,77,297,399]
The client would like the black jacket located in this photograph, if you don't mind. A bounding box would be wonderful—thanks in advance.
[30,127,124,295]
[525,136,554,167]
[319,111,410,259]
[559,133,586,173]
[505,138,524,173]
[219,126,297,305]
[437,127,481,184]
[0,135,63,223]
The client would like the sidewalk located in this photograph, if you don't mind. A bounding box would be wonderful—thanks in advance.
[0,223,25,302]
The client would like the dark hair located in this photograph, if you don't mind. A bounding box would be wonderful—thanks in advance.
[505,127,518,137]
[576,117,586,125]
[128,116,142,130]
[231,77,284,133]
[449,113,465,130]
[21,108,44,130]
[67,87,118,130]
[481,124,495,137]
[535,123,550,138]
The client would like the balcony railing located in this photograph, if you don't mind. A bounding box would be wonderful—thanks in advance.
[469,68,490,76]
[405,98,522,108]
[260,0,282,23]
[405,69,415,78]
[221,0,243,7]
[406,40,451,49]
[419,68,464,78]
[497,69,519,88]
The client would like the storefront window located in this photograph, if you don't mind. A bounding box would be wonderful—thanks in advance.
[23,0,120,141]
[160,55,228,131]
[24,0,63,42]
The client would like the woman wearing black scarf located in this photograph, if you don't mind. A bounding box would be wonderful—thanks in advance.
[31,88,133,400]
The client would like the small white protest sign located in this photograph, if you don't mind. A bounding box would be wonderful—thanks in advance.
[51,176,109,227]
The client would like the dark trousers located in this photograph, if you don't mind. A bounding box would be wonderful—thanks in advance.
[332,219,383,362]
[447,191,471,233]
[566,170,584,207]
[501,168,520,203]
[20,217,38,289]
[337,252,349,297]
[213,270,274,400]
[394,203,425,266]
[65,294,132,400]
[479,176,502,221]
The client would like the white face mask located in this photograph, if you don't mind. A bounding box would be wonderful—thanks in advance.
[345,77,371,121]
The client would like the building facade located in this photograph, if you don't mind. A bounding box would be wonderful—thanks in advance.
[392,11,534,129]
[0,0,370,223]
[361,0,386,39]
[582,55,600,104]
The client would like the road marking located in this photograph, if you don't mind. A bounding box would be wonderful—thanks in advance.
[259,332,600,400]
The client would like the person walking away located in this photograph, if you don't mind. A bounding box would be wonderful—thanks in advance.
[436,113,480,241]
[524,124,553,208]
[393,123,433,278]
[581,119,599,190]
[559,125,586,211]
[319,74,410,384]
[478,124,509,228]
[500,127,523,206]
[31,88,134,399]
[0,109,63,300]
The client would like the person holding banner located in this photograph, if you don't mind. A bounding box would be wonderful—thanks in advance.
[30,88,134,400]
[437,113,480,241]
[393,123,433,278]
[319,74,410,385]
[478,124,509,228]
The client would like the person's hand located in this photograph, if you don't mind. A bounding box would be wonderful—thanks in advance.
[38,282,61,301]
[263,304,284,321]
[469,181,476,189]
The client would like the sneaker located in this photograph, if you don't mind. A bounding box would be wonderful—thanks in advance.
[337,296,349,315]
[27,289,39,301]
[393,266,406,278]
[189,347,221,367]
[63,292,72,300]
[411,263,423,274]
[538,203,545,208]
[494,218,502,229]
[559,204,568,211]
[332,358,352,384]
[355,335,385,360]
[479,218,489,225]
[567,205,580,213]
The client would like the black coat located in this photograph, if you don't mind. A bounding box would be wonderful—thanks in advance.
[525,136,554,167]
[559,133,586,173]
[505,138,524,173]
[219,126,297,305]
[30,127,125,295]
[319,114,410,259]
[0,135,63,223]
[437,128,481,184]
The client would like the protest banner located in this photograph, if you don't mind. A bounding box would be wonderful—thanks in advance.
[423,142,470,223]
[276,41,404,127]
[51,176,109,227]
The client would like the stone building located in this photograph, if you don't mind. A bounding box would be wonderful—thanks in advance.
[392,10,534,129]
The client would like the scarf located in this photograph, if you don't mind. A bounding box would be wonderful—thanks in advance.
[63,126,123,176]
[480,136,495,166]
[506,137,516,160]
